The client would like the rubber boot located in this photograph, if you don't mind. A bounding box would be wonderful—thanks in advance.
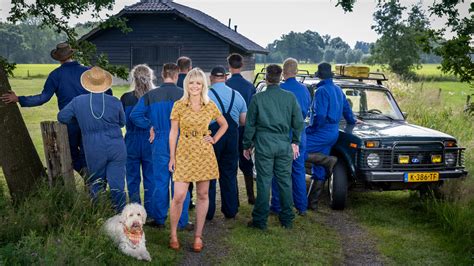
[307,180,325,211]
[306,153,338,177]
[244,175,255,205]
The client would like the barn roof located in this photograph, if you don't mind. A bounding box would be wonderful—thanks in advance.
[80,0,268,54]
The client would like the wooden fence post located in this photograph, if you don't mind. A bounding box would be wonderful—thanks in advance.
[40,121,75,191]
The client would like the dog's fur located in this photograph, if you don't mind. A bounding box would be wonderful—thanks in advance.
[104,203,151,261]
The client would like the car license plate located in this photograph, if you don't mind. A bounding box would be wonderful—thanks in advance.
[404,172,439,182]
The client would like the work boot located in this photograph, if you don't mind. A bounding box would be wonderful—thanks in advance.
[306,153,338,177]
[307,180,325,211]
[244,175,255,205]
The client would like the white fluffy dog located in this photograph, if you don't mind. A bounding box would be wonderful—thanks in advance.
[104,203,151,261]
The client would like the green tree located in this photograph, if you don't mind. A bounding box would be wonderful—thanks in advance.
[335,49,347,63]
[324,48,336,62]
[337,0,473,83]
[370,1,429,77]
[0,25,25,61]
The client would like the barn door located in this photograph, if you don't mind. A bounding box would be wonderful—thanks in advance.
[131,45,180,84]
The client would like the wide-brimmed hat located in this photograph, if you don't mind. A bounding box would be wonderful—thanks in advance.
[81,66,113,93]
[315,62,334,79]
[50,42,75,61]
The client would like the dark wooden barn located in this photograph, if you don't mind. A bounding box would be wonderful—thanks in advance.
[80,0,268,82]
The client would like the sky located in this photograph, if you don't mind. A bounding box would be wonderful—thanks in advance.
[0,0,470,48]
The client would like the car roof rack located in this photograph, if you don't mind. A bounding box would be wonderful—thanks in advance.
[253,70,388,86]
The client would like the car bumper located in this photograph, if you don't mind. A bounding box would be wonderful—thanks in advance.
[361,169,468,182]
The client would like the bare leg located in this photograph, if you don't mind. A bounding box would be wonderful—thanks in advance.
[195,180,210,242]
[170,181,189,242]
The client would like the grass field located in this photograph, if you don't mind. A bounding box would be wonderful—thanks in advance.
[1,64,473,264]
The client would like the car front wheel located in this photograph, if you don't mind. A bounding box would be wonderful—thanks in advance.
[329,160,349,210]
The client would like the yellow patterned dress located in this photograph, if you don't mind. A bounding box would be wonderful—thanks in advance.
[170,99,221,182]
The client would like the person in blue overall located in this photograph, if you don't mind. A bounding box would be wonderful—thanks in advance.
[57,67,126,211]
[130,63,193,230]
[0,43,112,176]
[120,64,154,215]
[306,62,358,210]
[207,66,247,220]
[225,53,256,205]
[270,58,311,216]
[176,56,195,210]
[176,56,192,90]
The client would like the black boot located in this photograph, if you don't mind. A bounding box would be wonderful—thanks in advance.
[307,180,325,211]
[306,153,338,177]
[244,175,255,205]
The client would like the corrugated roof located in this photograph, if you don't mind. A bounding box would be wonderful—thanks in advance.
[81,0,267,54]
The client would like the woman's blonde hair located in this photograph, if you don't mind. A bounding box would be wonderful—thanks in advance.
[181,68,210,104]
[130,64,155,98]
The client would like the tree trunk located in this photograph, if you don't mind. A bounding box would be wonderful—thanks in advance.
[0,67,46,202]
[41,121,75,191]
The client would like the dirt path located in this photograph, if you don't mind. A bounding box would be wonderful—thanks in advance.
[319,195,385,265]
[179,189,232,265]
[179,178,385,265]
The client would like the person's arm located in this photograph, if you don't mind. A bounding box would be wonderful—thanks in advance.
[130,96,151,129]
[239,112,247,126]
[57,98,76,124]
[204,115,228,144]
[311,89,329,129]
[119,104,126,128]
[342,95,357,124]
[168,120,179,173]
[2,74,57,106]
[291,96,304,145]
[243,97,257,152]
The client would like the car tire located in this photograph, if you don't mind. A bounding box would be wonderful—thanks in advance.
[329,160,349,210]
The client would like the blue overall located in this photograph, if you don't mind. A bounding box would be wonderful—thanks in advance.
[130,83,190,229]
[58,93,126,212]
[270,77,311,213]
[17,61,101,173]
[226,73,256,177]
[306,79,356,181]
[207,82,247,220]
[120,92,153,212]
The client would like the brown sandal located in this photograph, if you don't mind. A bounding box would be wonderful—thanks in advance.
[169,237,180,251]
[192,236,203,253]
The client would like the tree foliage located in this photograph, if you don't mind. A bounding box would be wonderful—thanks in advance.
[337,0,473,83]
[1,0,131,79]
[369,1,429,77]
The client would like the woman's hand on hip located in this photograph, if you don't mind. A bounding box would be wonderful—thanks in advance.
[203,135,215,144]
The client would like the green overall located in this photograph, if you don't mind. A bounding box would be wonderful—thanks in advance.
[243,84,304,228]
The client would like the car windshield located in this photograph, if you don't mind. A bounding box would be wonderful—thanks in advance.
[343,88,404,120]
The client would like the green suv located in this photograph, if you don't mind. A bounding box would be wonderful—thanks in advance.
[254,72,467,210]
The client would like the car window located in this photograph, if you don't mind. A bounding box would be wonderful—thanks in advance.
[343,88,404,120]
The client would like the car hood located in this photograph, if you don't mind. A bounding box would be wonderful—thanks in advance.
[341,120,455,140]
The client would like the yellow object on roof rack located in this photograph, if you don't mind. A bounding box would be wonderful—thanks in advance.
[335,64,370,78]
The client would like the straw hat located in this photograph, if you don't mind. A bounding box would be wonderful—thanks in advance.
[81,66,113,93]
[50,42,75,61]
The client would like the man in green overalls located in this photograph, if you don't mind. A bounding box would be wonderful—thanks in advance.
[243,64,304,229]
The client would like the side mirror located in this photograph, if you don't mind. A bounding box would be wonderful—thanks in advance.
[402,112,408,119]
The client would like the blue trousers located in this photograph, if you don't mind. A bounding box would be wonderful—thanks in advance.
[271,131,307,213]
[67,123,87,172]
[152,132,190,228]
[238,126,254,177]
[125,131,153,215]
[84,136,126,212]
[207,124,239,220]
[306,126,339,181]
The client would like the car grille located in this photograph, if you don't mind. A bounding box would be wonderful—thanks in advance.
[358,142,465,171]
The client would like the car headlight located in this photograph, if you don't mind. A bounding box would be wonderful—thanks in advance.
[367,153,380,168]
[445,153,456,166]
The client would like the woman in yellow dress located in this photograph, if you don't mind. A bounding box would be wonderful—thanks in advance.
[168,68,228,252]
